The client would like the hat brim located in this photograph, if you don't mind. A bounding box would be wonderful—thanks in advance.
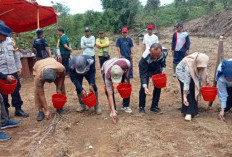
[0,31,12,37]
[75,67,87,75]
[111,76,122,84]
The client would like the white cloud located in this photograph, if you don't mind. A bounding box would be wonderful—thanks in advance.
[36,0,174,14]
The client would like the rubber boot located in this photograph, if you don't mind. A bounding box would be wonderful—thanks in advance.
[77,94,86,112]
[173,64,177,77]
[94,92,102,115]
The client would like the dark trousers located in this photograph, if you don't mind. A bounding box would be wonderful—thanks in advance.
[1,73,23,115]
[61,54,70,72]
[139,77,161,109]
[179,79,198,115]
[225,87,232,112]
[99,56,110,67]
[121,74,130,107]
[173,51,186,65]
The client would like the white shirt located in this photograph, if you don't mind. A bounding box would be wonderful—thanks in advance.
[81,36,95,56]
[175,31,188,51]
[142,34,159,58]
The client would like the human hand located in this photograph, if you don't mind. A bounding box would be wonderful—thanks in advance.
[219,109,225,121]
[81,90,87,97]
[171,51,174,56]
[17,69,22,76]
[44,110,51,119]
[184,96,189,106]
[6,75,15,82]
[145,88,151,96]
[185,51,189,56]
[111,111,117,124]
[119,54,122,58]
[89,85,95,93]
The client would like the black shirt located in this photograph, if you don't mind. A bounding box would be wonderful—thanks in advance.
[33,37,49,60]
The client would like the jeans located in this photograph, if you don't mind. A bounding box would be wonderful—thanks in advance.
[61,54,70,72]
[0,94,8,127]
[179,79,198,115]
[225,87,232,112]
[139,77,161,109]
[173,51,186,65]
[1,73,23,115]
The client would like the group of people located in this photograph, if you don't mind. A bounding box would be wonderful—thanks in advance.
[0,21,232,141]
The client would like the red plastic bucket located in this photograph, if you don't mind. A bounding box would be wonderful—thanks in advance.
[201,87,218,102]
[152,73,167,89]
[0,79,17,95]
[117,83,132,98]
[81,93,97,108]
[104,85,115,92]
[52,94,67,109]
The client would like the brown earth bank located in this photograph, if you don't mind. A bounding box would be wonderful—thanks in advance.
[183,7,232,38]
[0,28,232,157]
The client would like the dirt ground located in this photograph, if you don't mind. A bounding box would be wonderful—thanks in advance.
[1,28,232,157]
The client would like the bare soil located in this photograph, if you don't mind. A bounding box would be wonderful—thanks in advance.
[1,27,232,157]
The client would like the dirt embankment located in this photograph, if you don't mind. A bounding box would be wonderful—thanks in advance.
[184,7,232,38]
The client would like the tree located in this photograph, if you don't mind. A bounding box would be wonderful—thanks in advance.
[101,0,141,33]
[145,0,160,12]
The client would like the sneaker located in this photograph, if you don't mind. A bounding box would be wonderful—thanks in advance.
[150,107,163,114]
[110,110,118,118]
[1,120,19,130]
[15,109,29,117]
[121,107,132,113]
[94,105,102,115]
[56,109,66,114]
[36,111,45,121]
[139,107,146,114]
[0,132,11,141]
[185,114,192,121]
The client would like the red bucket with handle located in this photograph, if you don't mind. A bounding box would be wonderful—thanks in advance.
[81,93,97,108]
[52,94,67,109]
[201,87,218,102]
[117,83,132,98]
[152,73,167,89]
[0,79,17,95]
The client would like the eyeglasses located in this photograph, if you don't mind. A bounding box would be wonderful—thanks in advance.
[99,33,104,34]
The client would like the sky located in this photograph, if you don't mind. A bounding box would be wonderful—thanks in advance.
[36,0,174,14]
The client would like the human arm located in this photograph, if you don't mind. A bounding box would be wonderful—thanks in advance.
[81,37,87,49]
[217,78,228,121]
[56,72,65,94]
[69,70,86,96]
[116,38,122,58]
[85,36,95,48]
[85,63,96,93]
[96,38,109,48]
[185,35,190,53]
[13,51,22,76]
[171,33,176,56]
[139,58,151,95]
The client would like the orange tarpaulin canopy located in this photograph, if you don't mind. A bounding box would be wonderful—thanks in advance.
[0,0,58,33]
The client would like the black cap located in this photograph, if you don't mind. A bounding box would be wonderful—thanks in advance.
[174,23,183,28]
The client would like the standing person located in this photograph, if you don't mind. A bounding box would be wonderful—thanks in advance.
[142,24,159,57]
[116,27,134,78]
[96,30,110,67]
[69,55,101,114]
[216,59,232,121]
[101,57,132,123]
[176,52,209,121]
[33,58,66,121]
[58,28,72,73]
[81,27,95,58]
[139,43,167,114]
[0,22,28,117]
[33,29,51,61]
[171,23,190,77]
[0,72,19,141]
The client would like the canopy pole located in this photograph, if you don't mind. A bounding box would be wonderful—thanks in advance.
[37,7,40,29]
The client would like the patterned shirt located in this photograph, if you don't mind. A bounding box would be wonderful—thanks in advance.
[0,37,22,75]
[101,58,130,92]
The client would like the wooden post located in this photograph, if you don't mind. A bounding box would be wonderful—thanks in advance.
[37,7,40,29]
[208,36,224,107]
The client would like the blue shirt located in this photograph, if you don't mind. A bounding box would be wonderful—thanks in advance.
[216,63,232,108]
[116,37,133,58]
